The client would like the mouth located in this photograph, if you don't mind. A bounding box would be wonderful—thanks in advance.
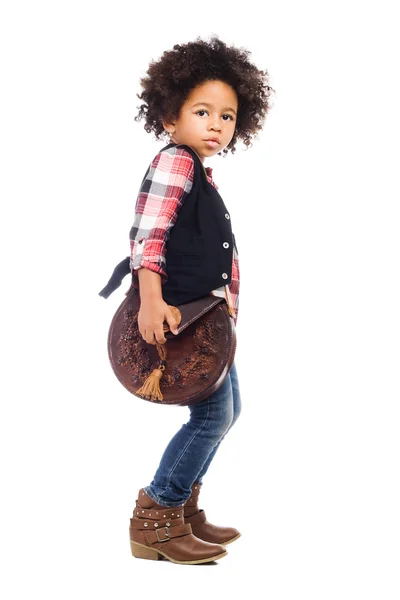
[204,138,220,148]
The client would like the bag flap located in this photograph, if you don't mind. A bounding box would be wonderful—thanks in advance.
[164,295,225,338]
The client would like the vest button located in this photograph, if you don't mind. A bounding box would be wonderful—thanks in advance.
[222,273,228,279]
[225,213,230,219]
[223,242,229,249]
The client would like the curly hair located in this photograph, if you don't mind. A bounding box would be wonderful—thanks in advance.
[134,35,275,156]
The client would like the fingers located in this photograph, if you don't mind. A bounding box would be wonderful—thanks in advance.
[139,328,152,345]
[154,326,166,345]
[138,305,179,345]
[145,335,156,345]
[141,328,166,345]
[166,309,179,335]
[143,329,157,345]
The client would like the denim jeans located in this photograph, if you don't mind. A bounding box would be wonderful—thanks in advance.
[144,361,241,507]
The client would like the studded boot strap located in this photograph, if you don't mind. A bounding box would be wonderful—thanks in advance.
[184,483,202,516]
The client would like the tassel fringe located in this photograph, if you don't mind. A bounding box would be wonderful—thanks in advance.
[136,365,165,401]
[136,334,169,401]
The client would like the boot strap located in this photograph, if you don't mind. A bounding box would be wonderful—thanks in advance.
[130,516,185,530]
[184,510,207,526]
[185,486,202,506]
[144,523,192,545]
[133,506,184,520]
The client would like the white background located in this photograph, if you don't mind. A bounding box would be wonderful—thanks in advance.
[1,1,399,598]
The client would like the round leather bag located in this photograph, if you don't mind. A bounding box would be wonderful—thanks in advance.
[107,285,236,406]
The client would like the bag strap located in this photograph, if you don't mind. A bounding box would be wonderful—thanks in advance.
[98,256,130,299]
[99,257,235,319]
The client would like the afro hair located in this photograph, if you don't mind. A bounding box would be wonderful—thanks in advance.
[134,34,275,156]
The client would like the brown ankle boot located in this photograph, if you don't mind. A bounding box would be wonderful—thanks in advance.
[129,488,228,564]
[184,482,241,546]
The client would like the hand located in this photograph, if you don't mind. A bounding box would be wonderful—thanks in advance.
[138,297,179,345]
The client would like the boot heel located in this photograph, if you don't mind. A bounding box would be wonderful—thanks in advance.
[130,540,161,561]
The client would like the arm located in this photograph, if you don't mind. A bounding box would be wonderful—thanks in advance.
[137,268,178,345]
[130,148,195,344]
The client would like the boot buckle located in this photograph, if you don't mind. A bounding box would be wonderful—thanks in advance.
[156,526,170,542]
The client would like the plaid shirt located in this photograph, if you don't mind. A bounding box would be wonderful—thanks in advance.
[129,145,240,325]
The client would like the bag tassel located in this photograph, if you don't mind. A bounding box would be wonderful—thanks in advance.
[136,342,167,401]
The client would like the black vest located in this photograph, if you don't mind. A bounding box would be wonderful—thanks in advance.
[98,142,237,304]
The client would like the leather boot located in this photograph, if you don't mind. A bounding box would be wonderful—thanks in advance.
[184,482,241,545]
[129,488,228,564]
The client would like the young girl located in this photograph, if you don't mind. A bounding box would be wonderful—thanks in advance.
[100,35,273,564]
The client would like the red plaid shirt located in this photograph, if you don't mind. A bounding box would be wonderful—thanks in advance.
[129,145,240,325]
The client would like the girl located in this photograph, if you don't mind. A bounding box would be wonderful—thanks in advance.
[100,35,274,564]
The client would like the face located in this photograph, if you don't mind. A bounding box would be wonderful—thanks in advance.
[162,80,238,163]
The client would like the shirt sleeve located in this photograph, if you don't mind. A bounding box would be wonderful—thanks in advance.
[129,147,194,284]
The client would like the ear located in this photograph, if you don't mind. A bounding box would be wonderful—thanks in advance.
[161,118,176,134]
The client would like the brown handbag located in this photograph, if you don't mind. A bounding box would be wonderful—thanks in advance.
[107,278,237,406]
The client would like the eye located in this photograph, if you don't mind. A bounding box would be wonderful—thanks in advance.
[196,110,235,121]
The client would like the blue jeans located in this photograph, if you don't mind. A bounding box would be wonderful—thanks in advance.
[144,361,241,507]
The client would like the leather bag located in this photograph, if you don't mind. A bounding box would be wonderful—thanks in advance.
[107,279,236,406]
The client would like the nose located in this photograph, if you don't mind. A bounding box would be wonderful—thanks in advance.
[208,114,222,131]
